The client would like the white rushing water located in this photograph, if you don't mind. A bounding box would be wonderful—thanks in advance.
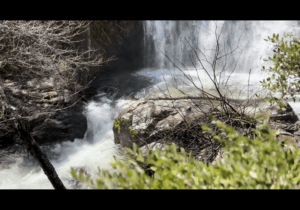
[136,68,270,100]
[144,21,300,74]
[2,21,300,189]
[0,97,136,189]
[143,20,300,116]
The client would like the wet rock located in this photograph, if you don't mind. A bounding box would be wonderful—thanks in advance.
[295,121,300,129]
[283,124,298,133]
[0,76,88,149]
[113,99,209,148]
[0,105,87,148]
[112,99,154,148]
[25,77,55,90]
[276,129,294,136]
[293,130,300,136]
[154,107,191,131]
[31,105,87,144]
[271,112,298,122]
[0,128,18,149]
[272,122,298,133]
[42,91,58,99]
[28,112,56,130]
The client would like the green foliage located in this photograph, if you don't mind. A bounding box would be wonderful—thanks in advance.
[113,119,127,134]
[129,126,139,139]
[71,117,300,189]
[261,33,300,110]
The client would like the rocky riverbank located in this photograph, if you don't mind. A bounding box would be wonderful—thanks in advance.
[112,96,300,164]
[0,21,145,164]
[0,77,87,148]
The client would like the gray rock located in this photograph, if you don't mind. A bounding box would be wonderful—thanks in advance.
[276,129,294,137]
[31,104,87,144]
[113,99,208,148]
[271,112,298,122]
[273,122,298,133]
[295,121,300,129]
[293,131,300,136]
[284,124,298,132]
[113,97,300,149]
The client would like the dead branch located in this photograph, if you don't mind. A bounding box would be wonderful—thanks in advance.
[15,118,66,189]
[0,21,116,100]
[0,20,117,189]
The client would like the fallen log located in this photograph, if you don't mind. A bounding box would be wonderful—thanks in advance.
[147,96,221,101]
[16,119,66,190]
[146,96,265,104]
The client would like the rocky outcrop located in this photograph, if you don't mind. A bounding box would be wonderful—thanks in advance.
[30,104,87,144]
[75,21,144,86]
[0,21,145,154]
[0,78,87,148]
[90,21,141,55]
[1,21,145,150]
[113,97,300,151]
[113,98,216,148]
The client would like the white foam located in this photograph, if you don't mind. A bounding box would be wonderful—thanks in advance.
[0,97,120,189]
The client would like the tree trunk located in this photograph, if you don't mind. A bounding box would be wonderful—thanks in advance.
[17,119,66,190]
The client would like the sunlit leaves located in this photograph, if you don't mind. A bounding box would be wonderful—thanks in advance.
[262,33,300,106]
[71,118,300,189]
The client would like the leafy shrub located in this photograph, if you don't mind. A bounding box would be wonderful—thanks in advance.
[70,118,300,189]
[261,33,300,110]
[113,119,127,134]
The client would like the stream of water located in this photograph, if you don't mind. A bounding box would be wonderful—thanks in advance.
[0,98,119,189]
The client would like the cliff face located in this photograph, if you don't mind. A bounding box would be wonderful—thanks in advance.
[91,21,142,54]
[77,20,149,102]
[91,20,145,70]
[76,20,145,85]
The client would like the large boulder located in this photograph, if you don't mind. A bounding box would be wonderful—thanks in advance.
[112,98,211,148]
[30,104,87,144]
[113,96,300,149]
[0,78,87,148]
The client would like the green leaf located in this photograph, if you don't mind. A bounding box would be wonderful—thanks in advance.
[255,114,264,122]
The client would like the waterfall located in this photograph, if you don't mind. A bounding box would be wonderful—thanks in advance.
[144,21,300,75]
